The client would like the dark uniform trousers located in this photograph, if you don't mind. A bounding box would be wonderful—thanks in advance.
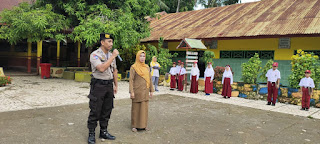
[87,78,114,129]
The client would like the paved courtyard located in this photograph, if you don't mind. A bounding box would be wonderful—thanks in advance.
[1,76,320,119]
[1,94,320,144]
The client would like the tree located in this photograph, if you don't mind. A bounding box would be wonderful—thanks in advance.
[159,0,197,13]
[36,0,160,70]
[197,0,239,8]
[145,38,178,75]
[0,3,68,72]
[241,53,262,84]
[259,59,274,82]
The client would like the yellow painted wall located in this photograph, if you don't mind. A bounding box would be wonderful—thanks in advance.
[162,37,320,60]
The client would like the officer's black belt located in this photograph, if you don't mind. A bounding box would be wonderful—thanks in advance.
[94,78,114,85]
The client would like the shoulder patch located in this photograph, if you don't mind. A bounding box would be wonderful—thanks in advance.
[93,54,99,60]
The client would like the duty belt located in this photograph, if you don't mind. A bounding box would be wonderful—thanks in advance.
[96,78,113,85]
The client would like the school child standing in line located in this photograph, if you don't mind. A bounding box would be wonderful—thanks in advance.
[204,62,214,95]
[222,65,233,98]
[266,62,281,106]
[169,62,177,90]
[190,62,200,93]
[299,70,315,111]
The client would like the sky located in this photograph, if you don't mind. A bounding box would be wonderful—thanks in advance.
[194,0,261,10]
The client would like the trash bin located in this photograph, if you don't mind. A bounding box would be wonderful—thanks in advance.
[40,63,52,79]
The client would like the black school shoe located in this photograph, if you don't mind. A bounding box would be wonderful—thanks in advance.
[99,129,116,140]
[272,103,275,106]
[300,108,305,110]
[267,102,271,105]
[305,108,309,111]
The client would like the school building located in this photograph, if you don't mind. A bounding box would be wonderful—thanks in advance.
[141,0,320,86]
[0,0,90,73]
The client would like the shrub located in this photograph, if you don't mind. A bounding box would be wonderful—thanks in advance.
[259,59,274,82]
[241,53,262,84]
[289,49,320,89]
[0,76,12,87]
[200,51,215,64]
[214,66,225,81]
[146,37,178,75]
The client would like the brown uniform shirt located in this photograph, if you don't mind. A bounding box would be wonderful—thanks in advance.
[129,66,154,103]
[90,47,117,80]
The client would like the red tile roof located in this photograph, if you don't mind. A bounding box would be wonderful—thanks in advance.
[142,0,320,42]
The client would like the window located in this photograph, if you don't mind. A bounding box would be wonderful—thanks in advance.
[220,51,274,59]
[279,38,291,49]
[204,40,218,49]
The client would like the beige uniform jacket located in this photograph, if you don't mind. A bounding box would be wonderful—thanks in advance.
[90,47,117,80]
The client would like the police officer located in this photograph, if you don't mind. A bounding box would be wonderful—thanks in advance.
[87,33,119,144]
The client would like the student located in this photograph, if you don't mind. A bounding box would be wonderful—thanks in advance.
[176,60,181,89]
[169,62,177,90]
[222,65,233,98]
[178,62,186,91]
[299,70,315,111]
[190,62,200,94]
[266,62,281,106]
[204,62,214,95]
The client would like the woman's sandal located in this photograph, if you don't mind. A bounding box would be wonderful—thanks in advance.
[132,128,137,132]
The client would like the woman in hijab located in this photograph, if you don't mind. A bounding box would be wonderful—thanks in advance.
[222,65,233,98]
[204,62,214,95]
[190,61,200,93]
[150,56,161,91]
[129,50,154,132]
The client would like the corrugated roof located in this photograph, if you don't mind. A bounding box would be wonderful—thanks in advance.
[142,0,320,42]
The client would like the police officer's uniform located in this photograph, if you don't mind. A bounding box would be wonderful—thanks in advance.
[87,33,117,144]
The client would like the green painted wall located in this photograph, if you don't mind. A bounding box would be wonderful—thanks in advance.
[213,59,291,86]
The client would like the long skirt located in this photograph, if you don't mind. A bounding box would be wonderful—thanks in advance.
[302,87,311,109]
[131,101,149,129]
[204,77,213,93]
[222,78,232,97]
[178,75,184,91]
[170,75,176,89]
[190,75,198,93]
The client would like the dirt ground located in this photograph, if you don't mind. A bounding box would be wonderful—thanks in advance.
[1,95,319,144]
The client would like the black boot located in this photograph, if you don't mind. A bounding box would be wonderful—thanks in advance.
[88,129,95,144]
[99,129,116,140]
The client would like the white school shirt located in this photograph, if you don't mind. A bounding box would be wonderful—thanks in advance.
[299,77,315,88]
[222,70,233,84]
[265,69,281,82]
[190,68,200,80]
[169,67,177,75]
[178,67,186,75]
[176,65,181,74]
